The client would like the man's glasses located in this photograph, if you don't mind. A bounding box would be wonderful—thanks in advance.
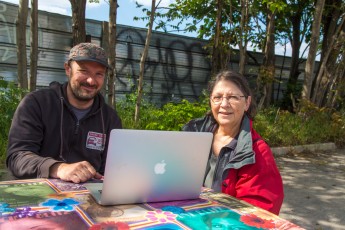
[210,95,246,105]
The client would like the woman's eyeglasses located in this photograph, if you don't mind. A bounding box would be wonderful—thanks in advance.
[210,95,246,105]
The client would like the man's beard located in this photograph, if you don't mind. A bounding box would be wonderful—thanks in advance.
[70,81,99,102]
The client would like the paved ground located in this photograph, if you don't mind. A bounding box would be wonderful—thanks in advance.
[275,148,345,230]
[1,148,344,229]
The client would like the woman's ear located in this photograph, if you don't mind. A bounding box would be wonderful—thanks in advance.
[245,96,252,111]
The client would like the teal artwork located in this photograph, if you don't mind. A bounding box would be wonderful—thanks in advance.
[177,207,260,230]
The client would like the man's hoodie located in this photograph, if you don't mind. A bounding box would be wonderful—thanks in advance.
[6,82,122,179]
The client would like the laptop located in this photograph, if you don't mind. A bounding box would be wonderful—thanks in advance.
[84,129,213,205]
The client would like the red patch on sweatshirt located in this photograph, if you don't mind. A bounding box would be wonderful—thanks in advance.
[86,131,106,151]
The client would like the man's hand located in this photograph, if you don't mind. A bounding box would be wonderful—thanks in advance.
[49,161,103,183]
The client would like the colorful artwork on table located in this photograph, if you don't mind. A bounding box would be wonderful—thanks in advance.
[203,192,252,210]
[0,182,56,207]
[48,179,88,192]
[135,223,184,230]
[0,179,305,230]
[40,198,80,211]
[176,207,264,229]
[0,210,89,230]
[89,221,131,229]
[78,193,150,223]
[146,198,211,210]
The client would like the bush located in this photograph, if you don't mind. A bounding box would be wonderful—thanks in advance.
[0,79,25,164]
[254,106,345,147]
[144,99,209,130]
[117,93,209,131]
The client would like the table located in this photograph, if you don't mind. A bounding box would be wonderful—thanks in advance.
[0,179,303,229]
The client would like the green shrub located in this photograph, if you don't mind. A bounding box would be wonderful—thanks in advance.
[254,106,345,147]
[0,79,25,164]
[117,92,209,131]
[144,99,209,131]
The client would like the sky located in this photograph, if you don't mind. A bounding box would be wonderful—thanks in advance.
[1,0,298,57]
[2,0,188,34]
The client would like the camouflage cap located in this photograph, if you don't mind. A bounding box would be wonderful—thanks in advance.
[68,43,109,68]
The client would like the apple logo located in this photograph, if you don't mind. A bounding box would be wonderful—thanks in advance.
[154,160,166,174]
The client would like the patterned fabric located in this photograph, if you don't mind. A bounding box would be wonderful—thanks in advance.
[68,43,109,68]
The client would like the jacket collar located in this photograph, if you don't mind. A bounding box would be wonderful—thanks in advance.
[224,115,256,169]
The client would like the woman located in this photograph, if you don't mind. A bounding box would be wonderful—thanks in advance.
[183,70,284,215]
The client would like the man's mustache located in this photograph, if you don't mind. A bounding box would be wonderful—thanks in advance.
[80,82,97,89]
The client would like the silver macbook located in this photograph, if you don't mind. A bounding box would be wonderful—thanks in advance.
[84,129,213,205]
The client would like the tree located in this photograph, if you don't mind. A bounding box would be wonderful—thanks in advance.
[69,0,87,46]
[151,0,233,75]
[29,0,38,92]
[302,0,325,101]
[135,0,157,124]
[257,5,276,109]
[321,0,345,109]
[107,0,118,107]
[310,3,345,107]
[255,0,287,109]
[210,0,224,75]
[323,19,345,109]
[16,0,28,91]
[238,0,250,75]
[276,0,313,110]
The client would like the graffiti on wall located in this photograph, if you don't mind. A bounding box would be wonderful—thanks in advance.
[0,1,211,104]
[0,3,16,62]
[115,28,211,103]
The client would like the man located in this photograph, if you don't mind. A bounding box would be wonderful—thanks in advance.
[6,43,122,183]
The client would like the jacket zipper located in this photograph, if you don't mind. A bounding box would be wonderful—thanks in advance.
[74,121,80,135]
[212,148,224,189]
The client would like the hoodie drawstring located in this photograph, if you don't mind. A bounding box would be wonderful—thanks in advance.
[59,97,66,161]
[100,108,105,151]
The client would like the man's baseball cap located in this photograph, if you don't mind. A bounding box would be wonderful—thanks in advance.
[68,43,109,68]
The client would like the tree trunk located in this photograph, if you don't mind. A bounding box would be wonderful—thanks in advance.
[257,8,275,109]
[135,0,156,124]
[69,0,86,46]
[211,0,223,75]
[29,0,38,92]
[107,0,118,108]
[302,0,325,100]
[312,17,345,107]
[16,0,28,91]
[101,22,109,98]
[310,0,344,107]
[320,0,341,62]
[238,0,249,75]
[327,62,345,108]
[282,13,302,110]
[326,25,345,109]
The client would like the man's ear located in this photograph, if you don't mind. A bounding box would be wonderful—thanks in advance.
[64,62,71,77]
